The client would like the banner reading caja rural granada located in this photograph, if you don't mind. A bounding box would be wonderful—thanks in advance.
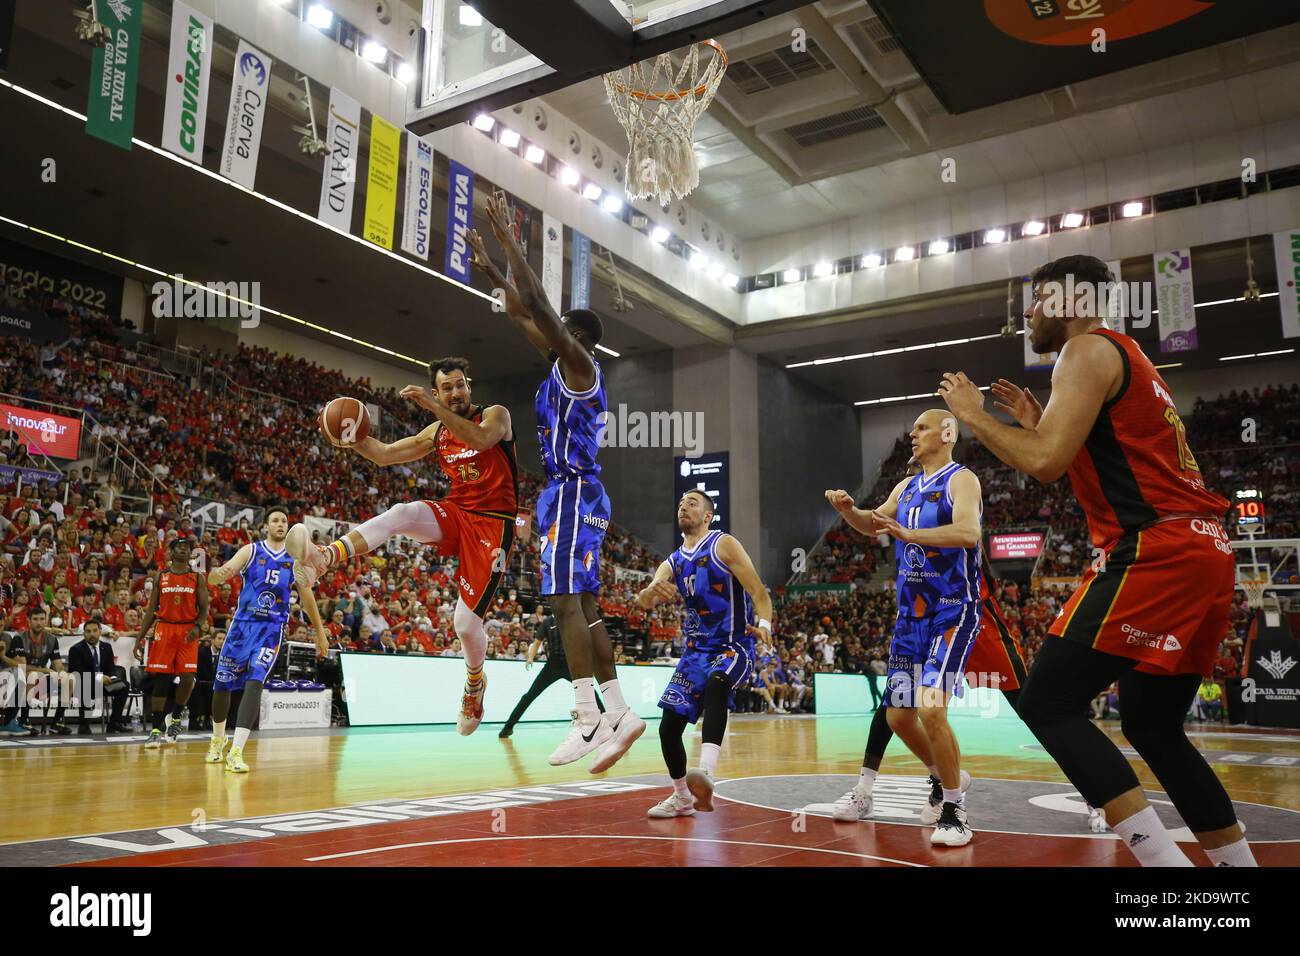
[85,0,144,150]
[1,403,82,459]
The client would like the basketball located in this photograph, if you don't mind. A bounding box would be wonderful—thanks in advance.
[319,397,370,447]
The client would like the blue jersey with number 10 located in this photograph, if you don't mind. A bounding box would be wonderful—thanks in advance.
[234,540,295,626]
[670,530,753,652]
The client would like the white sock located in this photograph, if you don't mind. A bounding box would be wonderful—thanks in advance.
[1112,806,1193,867]
[599,679,627,715]
[573,678,599,723]
[233,726,251,750]
[212,720,226,739]
[942,787,964,806]
[672,777,690,799]
[699,742,721,776]
[856,767,877,796]
[1204,837,1257,867]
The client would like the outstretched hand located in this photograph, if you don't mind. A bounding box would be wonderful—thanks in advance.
[990,378,1044,430]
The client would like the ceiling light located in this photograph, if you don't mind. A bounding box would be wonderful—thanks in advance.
[1121,201,1144,218]
[782,268,802,282]
[362,40,388,63]
[307,4,334,29]
[472,113,495,132]
[459,4,484,27]
[559,165,580,186]
[498,127,520,148]
[650,225,670,243]
[524,144,545,164]
[928,239,950,255]
[1022,220,1046,236]
[602,195,623,214]
[723,273,739,288]
[894,246,915,262]
[813,261,833,277]
[396,62,415,84]
[708,262,725,280]
[861,253,883,268]
[1061,212,1084,228]
[984,228,1006,244]
[582,183,602,201]
[691,252,711,271]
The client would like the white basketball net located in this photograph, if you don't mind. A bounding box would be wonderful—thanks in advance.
[603,40,727,206]
[1241,576,1270,610]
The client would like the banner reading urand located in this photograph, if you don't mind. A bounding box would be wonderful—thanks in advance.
[400,137,434,261]
[1272,228,1300,339]
[317,88,361,232]
[362,115,402,250]
[219,41,274,189]
[161,1,214,164]
[1153,248,1197,352]
[444,159,474,284]
[85,0,144,150]
[571,229,591,309]
[542,212,563,312]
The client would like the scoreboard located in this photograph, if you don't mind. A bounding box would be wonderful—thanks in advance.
[1233,488,1266,534]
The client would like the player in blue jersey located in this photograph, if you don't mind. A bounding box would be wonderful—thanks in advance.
[467,191,645,772]
[825,408,983,846]
[635,490,773,818]
[204,507,327,773]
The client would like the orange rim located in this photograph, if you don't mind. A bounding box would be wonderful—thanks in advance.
[611,38,727,102]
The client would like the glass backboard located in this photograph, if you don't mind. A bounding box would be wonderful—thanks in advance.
[409,0,792,135]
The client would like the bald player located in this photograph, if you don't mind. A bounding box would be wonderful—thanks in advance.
[826,408,983,847]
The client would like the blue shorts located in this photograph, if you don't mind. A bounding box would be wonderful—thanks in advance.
[658,640,754,724]
[215,618,286,692]
[886,602,981,708]
[538,475,610,595]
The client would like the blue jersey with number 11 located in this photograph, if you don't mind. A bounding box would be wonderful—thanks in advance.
[234,540,295,626]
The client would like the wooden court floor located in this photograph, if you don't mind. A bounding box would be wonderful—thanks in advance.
[3,713,1298,866]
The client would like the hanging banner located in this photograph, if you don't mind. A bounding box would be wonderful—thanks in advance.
[0,0,16,72]
[362,115,401,250]
[318,88,361,232]
[542,212,563,312]
[1153,249,1197,353]
[571,230,591,310]
[1022,279,1057,369]
[85,0,144,150]
[219,41,274,190]
[444,159,474,284]
[400,136,434,261]
[161,1,214,164]
[1272,228,1300,339]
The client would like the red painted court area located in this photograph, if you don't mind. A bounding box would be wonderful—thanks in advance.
[69,789,1300,868]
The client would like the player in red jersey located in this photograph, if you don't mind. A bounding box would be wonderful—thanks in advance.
[300,357,518,736]
[939,254,1253,867]
[135,536,208,748]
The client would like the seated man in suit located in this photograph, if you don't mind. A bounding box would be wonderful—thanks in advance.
[67,620,131,734]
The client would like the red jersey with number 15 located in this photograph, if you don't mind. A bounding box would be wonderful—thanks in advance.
[434,405,519,520]
[1067,329,1228,549]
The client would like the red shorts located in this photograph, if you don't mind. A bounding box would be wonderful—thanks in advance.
[1049,517,1235,678]
[146,622,199,674]
[423,500,514,616]
[965,598,1028,692]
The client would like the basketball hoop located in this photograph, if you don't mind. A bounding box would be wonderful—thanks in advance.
[603,39,728,206]
[1241,575,1270,610]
